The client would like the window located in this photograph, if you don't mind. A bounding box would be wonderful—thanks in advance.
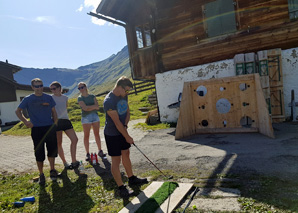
[204,0,237,37]
[135,24,152,49]
[288,0,298,20]
[136,27,144,48]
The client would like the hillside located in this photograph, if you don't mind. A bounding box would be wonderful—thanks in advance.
[14,46,131,97]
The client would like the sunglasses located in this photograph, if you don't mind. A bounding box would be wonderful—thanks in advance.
[50,87,57,91]
[78,86,86,90]
[33,84,43,88]
[122,87,130,94]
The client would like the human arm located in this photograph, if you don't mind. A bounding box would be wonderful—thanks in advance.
[107,110,134,144]
[124,105,131,128]
[78,96,99,111]
[15,107,33,128]
[51,107,58,124]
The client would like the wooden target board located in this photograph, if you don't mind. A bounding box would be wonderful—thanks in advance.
[175,74,274,139]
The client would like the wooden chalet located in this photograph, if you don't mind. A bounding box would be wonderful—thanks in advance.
[92,0,298,80]
[0,61,69,125]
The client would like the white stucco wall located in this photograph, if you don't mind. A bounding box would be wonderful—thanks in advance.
[156,47,298,123]
[156,59,235,122]
[0,90,32,125]
[282,48,298,117]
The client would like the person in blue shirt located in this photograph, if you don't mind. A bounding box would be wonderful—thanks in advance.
[103,76,148,198]
[15,78,58,185]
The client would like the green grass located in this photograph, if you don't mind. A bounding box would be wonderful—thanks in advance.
[135,181,179,213]
[1,167,298,212]
[4,89,158,136]
[0,167,148,213]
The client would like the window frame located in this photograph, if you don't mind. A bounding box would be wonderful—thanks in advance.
[135,23,152,49]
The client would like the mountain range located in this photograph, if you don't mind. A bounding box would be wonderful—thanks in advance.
[14,46,131,97]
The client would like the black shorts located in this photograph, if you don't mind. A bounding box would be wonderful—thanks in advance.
[56,119,73,131]
[104,134,131,156]
[31,125,58,162]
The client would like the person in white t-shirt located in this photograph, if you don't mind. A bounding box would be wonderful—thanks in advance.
[50,81,79,170]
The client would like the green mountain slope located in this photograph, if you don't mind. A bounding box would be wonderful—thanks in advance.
[14,46,131,97]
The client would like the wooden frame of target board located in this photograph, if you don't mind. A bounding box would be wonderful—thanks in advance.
[175,74,274,139]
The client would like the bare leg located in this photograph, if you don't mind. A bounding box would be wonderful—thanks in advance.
[111,156,123,186]
[65,128,78,163]
[92,121,102,151]
[57,131,67,164]
[48,157,55,170]
[82,123,92,153]
[122,149,133,178]
[36,161,44,174]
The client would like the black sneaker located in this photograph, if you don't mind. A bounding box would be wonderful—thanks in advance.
[70,161,80,170]
[85,153,91,162]
[39,173,46,185]
[50,169,58,181]
[64,162,71,170]
[128,176,148,186]
[119,185,134,198]
[98,150,106,158]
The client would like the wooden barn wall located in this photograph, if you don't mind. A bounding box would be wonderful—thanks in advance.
[0,80,16,103]
[153,0,298,72]
[126,1,159,79]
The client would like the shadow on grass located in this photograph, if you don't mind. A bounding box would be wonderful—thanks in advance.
[38,169,94,213]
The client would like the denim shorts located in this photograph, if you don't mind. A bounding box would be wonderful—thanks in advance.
[81,113,100,124]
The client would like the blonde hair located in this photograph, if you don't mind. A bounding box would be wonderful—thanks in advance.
[31,78,43,86]
[115,76,133,88]
[77,82,87,87]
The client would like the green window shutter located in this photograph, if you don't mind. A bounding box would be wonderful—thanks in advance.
[205,0,236,37]
[220,0,237,34]
[288,0,298,19]
[205,1,221,37]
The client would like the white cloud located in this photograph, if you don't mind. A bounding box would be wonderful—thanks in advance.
[82,0,108,26]
[91,16,106,26]
[76,4,84,12]
[34,16,56,25]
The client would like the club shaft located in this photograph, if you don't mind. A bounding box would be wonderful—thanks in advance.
[133,144,168,178]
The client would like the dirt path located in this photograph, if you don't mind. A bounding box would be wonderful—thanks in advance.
[0,119,148,174]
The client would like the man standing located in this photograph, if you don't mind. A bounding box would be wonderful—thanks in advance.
[15,78,58,185]
[103,76,148,198]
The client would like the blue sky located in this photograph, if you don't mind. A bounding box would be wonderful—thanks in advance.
[0,0,127,69]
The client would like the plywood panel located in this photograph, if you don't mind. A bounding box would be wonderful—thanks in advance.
[175,82,196,139]
[176,74,274,139]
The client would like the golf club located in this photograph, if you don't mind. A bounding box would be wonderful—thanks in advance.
[133,143,173,180]
[182,187,200,213]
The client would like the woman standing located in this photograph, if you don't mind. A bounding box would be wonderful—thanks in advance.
[50,81,79,169]
[77,82,106,161]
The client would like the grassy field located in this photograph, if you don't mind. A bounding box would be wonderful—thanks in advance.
[4,89,170,136]
[1,167,298,212]
[3,89,298,212]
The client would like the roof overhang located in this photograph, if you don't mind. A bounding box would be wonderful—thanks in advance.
[96,0,132,23]
[0,61,22,74]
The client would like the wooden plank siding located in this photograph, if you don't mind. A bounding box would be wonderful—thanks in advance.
[154,0,297,73]
[97,0,298,80]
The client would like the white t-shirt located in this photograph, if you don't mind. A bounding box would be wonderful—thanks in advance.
[52,94,69,119]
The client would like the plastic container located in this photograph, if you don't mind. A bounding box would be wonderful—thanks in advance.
[95,153,98,164]
[20,196,35,202]
[13,201,25,207]
[79,160,84,173]
[91,153,96,165]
